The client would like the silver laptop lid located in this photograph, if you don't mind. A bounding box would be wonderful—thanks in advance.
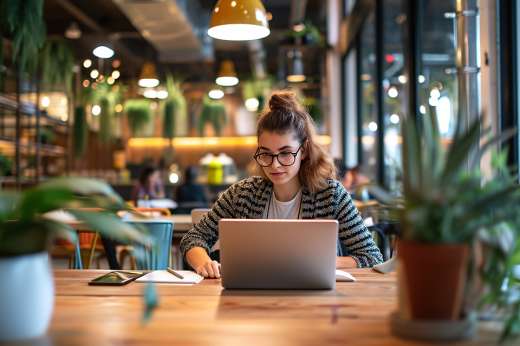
[219,219,338,290]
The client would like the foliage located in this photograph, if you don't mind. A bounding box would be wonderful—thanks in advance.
[0,0,46,74]
[125,99,152,137]
[162,75,186,139]
[40,39,75,92]
[0,177,152,256]
[375,111,520,342]
[39,126,55,144]
[99,98,112,143]
[477,152,520,343]
[0,153,12,176]
[73,106,88,157]
[286,21,324,46]
[82,82,123,143]
[242,78,273,112]
[0,177,158,321]
[390,111,520,243]
[303,97,322,124]
[198,96,227,136]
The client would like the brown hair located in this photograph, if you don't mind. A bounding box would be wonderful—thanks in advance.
[255,90,335,193]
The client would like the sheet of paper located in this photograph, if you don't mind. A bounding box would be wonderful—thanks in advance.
[335,270,356,282]
[136,270,204,284]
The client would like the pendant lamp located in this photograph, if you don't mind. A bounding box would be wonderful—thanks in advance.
[138,62,160,88]
[286,50,306,83]
[216,60,239,86]
[208,0,270,41]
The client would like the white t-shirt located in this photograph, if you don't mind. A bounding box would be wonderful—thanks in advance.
[212,189,302,252]
[263,189,302,219]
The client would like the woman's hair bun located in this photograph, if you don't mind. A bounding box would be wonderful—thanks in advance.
[268,91,299,112]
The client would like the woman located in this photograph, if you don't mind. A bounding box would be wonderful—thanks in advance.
[131,166,165,205]
[180,91,382,278]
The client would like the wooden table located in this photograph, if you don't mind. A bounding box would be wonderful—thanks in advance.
[42,269,501,345]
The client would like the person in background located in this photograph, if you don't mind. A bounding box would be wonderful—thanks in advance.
[180,91,382,278]
[334,159,371,200]
[176,166,208,207]
[132,166,165,205]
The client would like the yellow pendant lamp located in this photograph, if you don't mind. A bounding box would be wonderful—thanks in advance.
[216,60,239,86]
[208,0,270,41]
[138,62,159,88]
[286,50,306,83]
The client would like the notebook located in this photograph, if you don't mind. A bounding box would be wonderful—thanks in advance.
[136,270,203,284]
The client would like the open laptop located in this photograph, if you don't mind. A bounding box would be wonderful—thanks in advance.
[219,219,338,290]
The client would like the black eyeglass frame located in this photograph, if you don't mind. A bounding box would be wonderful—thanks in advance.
[253,144,304,167]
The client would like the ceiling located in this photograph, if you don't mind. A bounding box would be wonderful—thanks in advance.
[43,0,327,85]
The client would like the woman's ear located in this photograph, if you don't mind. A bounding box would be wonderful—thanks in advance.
[300,142,307,160]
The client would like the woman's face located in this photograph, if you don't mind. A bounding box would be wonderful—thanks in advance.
[257,131,304,187]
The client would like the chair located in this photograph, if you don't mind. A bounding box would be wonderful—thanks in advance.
[120,220,174,270]
[134,207,171,217]
[191,208,210,224]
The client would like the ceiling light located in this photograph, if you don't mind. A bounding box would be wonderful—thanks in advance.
[208,0,270,41]
[107,76,115,85]
[112,59,121,68]
[143,89,158,99]
[208,89,225,99]
[115,104,123,113]
[418,75,426,84]
[156,90,169,99]
[138,62,160,88]
[216,60,239,86]
[245,97,259,111]
[111,70,120,79]
[387,86,399,98]
[398,75,407,84]
[65,22,82,39]
[390,113,400,124]
[93,45,114,59]
[293,23,305,32]
[90,69,99,79]
[92,105,101,116]
[82,59,92,68]
[40,96,50,109]
[368,121,378,132]
[82,79,90,88]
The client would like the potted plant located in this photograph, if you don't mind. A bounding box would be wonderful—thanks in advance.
[0,177,154,342]
[382,111,520,342]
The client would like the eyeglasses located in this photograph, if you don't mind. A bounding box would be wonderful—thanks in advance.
[254,144,303,167]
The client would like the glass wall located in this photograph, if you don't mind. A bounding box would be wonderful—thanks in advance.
[358,13,377,182]
[342,0,480,190]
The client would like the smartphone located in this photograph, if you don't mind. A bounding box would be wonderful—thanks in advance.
[88,271,145,286]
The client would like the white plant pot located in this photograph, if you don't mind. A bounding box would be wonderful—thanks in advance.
[0,252,54,341]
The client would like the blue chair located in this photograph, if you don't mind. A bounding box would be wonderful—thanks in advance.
[128,220,174,270]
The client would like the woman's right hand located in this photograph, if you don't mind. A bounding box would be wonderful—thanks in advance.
[186,247,221,278]
[195,260,221,278]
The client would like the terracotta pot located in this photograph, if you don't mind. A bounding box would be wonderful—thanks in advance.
[397,241,469,320]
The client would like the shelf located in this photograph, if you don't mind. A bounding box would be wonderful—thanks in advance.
[127,135,332,149]
[0,138,66,157]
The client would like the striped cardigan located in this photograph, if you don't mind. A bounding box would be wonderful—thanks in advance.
[180,176,383,267]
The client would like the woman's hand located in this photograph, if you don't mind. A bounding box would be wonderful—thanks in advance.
[195,260,221,278]
[186,247,221,278]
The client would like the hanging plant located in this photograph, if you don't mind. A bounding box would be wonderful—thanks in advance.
[125,99,151,136]
[163,99,176,139]
[0,0,46,74]
[99,98,112,143]
[162,74,187,138]
[198,97,227,136]
[40,39,75,92]
[73,106,88,156]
